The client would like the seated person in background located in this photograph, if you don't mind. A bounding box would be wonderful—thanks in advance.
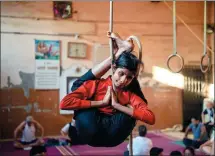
[201,98,214,138]
[199,127,214,155]
[30,145,47,156]
[183,117,208,149]
[124,125,152,156]
[150,147,164,156]
[14,116,44,149]
[60,119,83,145]
[170,150,182,156]
[183,146,195,156]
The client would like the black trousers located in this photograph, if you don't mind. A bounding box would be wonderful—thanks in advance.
[68,125,84,145]
[183,138,207,149]
[204,122,213,138]
[75,108,135,147]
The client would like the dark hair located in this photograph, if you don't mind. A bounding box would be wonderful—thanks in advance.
[191,116,200,121]
[126,78,148,104]
[114,52,141,75]
[115,52,148,103]
[150,147,163,156]
[184,146,195,156]
[30,146,46,156]
[170,150,182,156]
[138,125,147,136]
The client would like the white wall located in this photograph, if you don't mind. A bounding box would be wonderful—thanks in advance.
[1,33,94,88]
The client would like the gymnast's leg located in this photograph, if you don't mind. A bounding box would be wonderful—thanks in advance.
[75,108,100,144]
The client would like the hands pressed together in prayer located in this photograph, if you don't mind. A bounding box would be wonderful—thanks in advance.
[101,86,121,109]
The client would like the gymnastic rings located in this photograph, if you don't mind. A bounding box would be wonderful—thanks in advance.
[200,1,210,73]
[127,35,142,77]
[167,53,184,73]
[200,52,210,73]
[167,1,184,73]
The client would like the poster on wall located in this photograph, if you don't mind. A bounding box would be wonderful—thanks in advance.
[34,39,60,89]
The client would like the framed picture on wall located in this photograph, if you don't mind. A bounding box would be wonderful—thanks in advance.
[66,77,78,94]
[53,1,73,19]
[67,42,87,59]
[35,40,60,60]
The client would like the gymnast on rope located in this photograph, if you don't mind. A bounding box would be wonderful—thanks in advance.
[59,32,155,147]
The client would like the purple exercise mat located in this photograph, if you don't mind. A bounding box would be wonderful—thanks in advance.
[0,133,206,156]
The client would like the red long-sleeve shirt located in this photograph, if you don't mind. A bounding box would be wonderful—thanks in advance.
[60,76,155,125]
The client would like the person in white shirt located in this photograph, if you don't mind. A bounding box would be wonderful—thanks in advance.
[61,120,83,145]
[201,98,214,138]
[124,125,153,156]
[14,116,44,149]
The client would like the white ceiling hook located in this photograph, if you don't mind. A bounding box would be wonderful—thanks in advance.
[74,34,79,40]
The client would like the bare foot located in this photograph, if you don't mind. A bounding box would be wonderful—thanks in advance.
[14,141,24,149]
[107,32,134,52]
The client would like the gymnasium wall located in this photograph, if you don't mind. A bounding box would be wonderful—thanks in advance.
[0,1,214,139]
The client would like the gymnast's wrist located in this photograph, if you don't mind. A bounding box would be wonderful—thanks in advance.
[112,102,120,109]
[90,101,103,107]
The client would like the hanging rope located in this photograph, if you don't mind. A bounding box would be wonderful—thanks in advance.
[108,1,134,155]
[163,1,214,54]
[166,0,184,73]
[109,0,114,75]
[108,2,143,155]
[200,0,210,73]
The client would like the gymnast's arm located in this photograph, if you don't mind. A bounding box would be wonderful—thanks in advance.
[112,92,155,125]
[91,32,134,79]
[60,80,110,110]
[71,33,118,92]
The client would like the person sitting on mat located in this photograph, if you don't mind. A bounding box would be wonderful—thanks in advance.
[60,32,155,147]
[14,116,45,149]
[183,116,208,149]
[124,125,153,156]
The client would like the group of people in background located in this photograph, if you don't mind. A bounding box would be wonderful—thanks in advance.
[123,125,202,156]
[12,98,214,156]
[183,98,214,155]
[13,113,213,156]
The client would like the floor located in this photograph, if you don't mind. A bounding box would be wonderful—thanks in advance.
[0,132,207,156]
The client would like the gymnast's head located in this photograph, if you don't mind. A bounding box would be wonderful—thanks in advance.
[112,52,141,89]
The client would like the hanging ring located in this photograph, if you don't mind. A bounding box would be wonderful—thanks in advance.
[167,53,184,73]
[200,52,210,73]
[167,1,184,73]
[127,36,142,77]
[200,1,210,74]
